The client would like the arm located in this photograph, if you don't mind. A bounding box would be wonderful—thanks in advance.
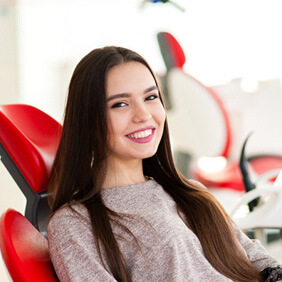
[47,206,116,282]
[234,226,282,281]
[234,226,281,270]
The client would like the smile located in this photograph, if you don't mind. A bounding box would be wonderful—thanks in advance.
[126,127,155,143]
[128,129,152,139]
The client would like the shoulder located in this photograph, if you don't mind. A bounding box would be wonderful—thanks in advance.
[47,203,95,260]
[49,203,88,221]
[47,203,91,238]
[47,204,113,281]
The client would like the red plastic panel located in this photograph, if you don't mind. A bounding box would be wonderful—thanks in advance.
[207,86,232,157]
[194,156,282,191]
[0,105,62,193]
[0,209,58,281]
[165,32,186,68]
[250,156,282,175]
[194,161,245,191]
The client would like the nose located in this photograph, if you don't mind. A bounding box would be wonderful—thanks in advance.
[132,102,152,123]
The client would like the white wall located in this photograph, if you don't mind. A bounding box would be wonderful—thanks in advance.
[0,1,23,280]
[14,0,282,119]
[0,1,18,104]
[16,0,177,121]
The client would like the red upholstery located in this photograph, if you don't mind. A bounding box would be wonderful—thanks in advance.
[194,156,282,192]
[164,32,186,68]
[207,87,232,158]
[157,32,186,69]
[0,104,62,193]
[0,209,58,281]
[193,161,244,191]
[249,155,282,175]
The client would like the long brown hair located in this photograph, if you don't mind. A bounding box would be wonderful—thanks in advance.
[48,46,262,281]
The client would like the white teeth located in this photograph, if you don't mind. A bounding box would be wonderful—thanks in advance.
[129,129,152,139]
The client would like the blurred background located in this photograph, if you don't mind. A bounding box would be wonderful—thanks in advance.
[1,0,282,280]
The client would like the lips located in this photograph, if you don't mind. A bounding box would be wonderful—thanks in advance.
[126,127,155,143]
[128,129,152,139]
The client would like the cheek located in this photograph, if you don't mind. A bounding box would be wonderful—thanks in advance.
[156,105,166,127]
[106,114,116,146]
[107,113,127,139]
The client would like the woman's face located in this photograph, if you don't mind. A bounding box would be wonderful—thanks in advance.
[105,61,166,164]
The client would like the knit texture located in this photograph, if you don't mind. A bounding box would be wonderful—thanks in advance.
[47,179,280,281]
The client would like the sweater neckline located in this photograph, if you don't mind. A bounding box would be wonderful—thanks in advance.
[101,179,157,195]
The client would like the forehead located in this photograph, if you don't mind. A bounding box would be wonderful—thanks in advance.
[106,61,156,96]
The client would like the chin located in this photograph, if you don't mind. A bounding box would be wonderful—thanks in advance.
[138,150,158,160]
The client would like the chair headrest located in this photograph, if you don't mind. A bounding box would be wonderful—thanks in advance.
[157,31,186,70]
[0,209,57,281]
[0,104,62,193]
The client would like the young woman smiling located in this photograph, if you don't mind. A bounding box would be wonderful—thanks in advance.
[47,46,281,282]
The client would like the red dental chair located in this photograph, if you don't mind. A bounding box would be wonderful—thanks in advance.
[0,104,61,281]
[157,31,282,192]
[0,209,58,281]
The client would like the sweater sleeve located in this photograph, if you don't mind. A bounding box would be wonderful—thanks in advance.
[233,226,281,271]
[47,207,116,282]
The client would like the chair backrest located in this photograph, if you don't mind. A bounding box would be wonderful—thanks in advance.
[0,104,62,233]
[166,69,231,157]
[157,32,186,70]
[0,209,58,282]
[157,32,231,158]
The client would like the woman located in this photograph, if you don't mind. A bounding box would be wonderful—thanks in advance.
[47,46,281,282]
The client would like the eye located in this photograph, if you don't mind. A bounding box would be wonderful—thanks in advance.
[111,102,127,108]
[145,94,159,101]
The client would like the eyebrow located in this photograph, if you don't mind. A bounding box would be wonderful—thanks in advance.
[144,85,158,94]
[106,85,158,102]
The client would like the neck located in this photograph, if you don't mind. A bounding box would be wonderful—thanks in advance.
[102,158,146,189]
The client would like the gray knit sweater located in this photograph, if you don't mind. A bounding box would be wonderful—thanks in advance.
[47,179,280,281]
